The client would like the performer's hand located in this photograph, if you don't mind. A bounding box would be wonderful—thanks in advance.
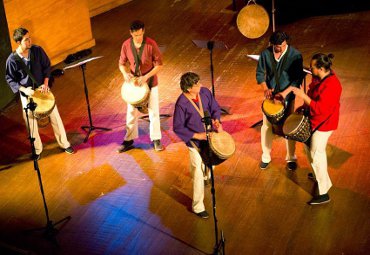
[291,87,305,98]
[274,93,284,102]
[39,84,50,93]
[212,119,223,132]
[264,88,273,99]
[22,86,35,96]
[123,73,134,82]
[132,77,143,86]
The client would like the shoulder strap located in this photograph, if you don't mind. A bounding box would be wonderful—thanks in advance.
[183,92,206,132]
[130,38,146,76]
[269,46,291,93]
[13,52,39,88]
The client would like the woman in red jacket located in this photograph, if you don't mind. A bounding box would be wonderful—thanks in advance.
[291,53,342,205]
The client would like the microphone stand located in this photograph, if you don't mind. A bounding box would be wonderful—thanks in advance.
[23,97,71,246]
[202,115,226,254]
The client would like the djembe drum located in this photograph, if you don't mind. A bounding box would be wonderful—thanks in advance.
[29,90,56,127]
[200,131,236,166]
[283,113,312,143]
[121,78,150,114]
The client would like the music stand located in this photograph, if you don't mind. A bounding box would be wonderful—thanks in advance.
[192,40,231,115]
[23,98,71,245]
[64,56,111,142]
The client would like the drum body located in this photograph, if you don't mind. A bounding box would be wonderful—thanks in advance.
[200,131,236,166]
[237,3,269,39]
[262,99,285,124]
[30,90,56,119]
[121,79,150,114]
[283,113,311,142]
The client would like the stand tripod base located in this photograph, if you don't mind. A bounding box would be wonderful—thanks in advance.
[81,125,111,143]
[24,216,71,246]
[250,119,263,128]
[220,106,232,115]
[213,230,226,255]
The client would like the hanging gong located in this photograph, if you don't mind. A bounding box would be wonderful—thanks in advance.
[237,3,270,39]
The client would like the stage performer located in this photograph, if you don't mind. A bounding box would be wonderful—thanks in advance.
[256,31,304,170]
[289,53,342,205]
[117,20,164,152]
[173,72,223,219]
[5,27,74,160]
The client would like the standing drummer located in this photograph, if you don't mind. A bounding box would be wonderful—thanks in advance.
[5,27,74,160]
[256,31,304,170]
[117,20,164,152]
[173,72,222,219]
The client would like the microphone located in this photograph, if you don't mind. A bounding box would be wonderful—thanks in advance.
[202,111,212,132]
[27,98,37,111]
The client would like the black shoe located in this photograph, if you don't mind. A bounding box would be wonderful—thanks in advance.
[31,154,41,161]
[259,161,269,170]
[64,147,75,154]
[287,161,297,171]
[153,140,164,151]
[117,140,134,153]
[195,211,209,219]
[307,193,330,205]
[308,172,316,180]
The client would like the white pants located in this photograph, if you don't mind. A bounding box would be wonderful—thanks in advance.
[188,146,211,213]
[20,94,70,155]
[124,86,162,141]
[261,113,297,163]
[304,130,333,195]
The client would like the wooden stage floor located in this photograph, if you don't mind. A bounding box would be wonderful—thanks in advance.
[0,0,369,254]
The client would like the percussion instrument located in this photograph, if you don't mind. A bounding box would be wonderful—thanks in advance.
[121,78,150,114]
[236,1,269,39]
[200,131,236,166]
[283,113,311,143]
[262,99,285,124]
[29,89,56,120]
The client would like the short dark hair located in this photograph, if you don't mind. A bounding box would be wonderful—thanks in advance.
[180,72,200,93]
[13,27,28,43]
[312,53,335,71]
[130,20,145,32]
[269,31,289,45]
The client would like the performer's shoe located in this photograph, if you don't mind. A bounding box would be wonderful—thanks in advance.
[307,193,330,205]
[287,161,297,171]
[64,147,75,154]
[195,211,209,219]
[32,154,41,161]
[153,140,164,151]
[117,140,134,153]
[259,161,270,170]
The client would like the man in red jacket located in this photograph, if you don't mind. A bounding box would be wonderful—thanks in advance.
[290,53,342,205]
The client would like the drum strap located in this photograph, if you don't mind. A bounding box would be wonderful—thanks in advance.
[130,38,154,88]
[183,92,207,132]
[13,51,39,90]
[269,46,291,93]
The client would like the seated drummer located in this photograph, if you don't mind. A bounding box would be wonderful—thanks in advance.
[5,27,75,160]
[173,72,222,219]
[256,31,304,170]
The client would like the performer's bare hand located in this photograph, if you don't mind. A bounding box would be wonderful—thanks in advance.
[23,86,34,96]
[39,84,50,93]
[124,73,134,82]
[213,119,223,132]
[264,89,273,99]
[291,87,305,98]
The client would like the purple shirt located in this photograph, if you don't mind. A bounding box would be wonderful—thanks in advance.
[173,87,221,147]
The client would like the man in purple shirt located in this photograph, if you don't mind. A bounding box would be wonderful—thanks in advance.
[5,27,74,160]
[173,72,223,219]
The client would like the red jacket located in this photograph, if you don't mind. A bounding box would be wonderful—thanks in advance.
[308,72,342,131]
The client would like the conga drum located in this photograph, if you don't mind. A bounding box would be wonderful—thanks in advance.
[261,99,285,124]
[200,131,236,166]
[236,2,270,39]
[121,78,150,114]
[283,113,311,143]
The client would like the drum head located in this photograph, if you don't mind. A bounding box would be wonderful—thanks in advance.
[121,81,150,105]
[237,4,270,39]
[31,90,55,118]
[262,99,284,115]
[283,113,305,135]
[210,131,236,159]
